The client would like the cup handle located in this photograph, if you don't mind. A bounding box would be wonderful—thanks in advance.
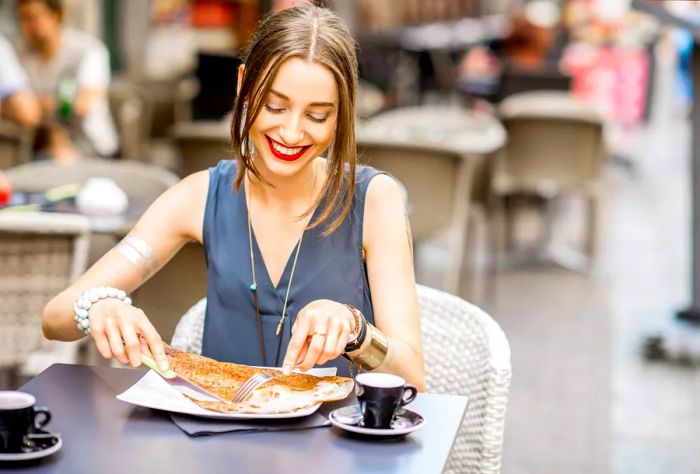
[400,384,418,406]
[32,406,51,431]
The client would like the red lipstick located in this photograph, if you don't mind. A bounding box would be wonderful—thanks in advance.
[266,136,310,162]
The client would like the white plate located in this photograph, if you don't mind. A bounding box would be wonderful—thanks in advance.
[0,436,62,462]
[117,368,335,420]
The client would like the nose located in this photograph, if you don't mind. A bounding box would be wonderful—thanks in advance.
[279,114,304,146]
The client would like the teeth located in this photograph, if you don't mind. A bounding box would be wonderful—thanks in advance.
[271,141,304,155]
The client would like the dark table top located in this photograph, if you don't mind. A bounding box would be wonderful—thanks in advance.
[4,364,467,474]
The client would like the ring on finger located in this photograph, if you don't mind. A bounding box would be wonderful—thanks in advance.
[310,331,326,338]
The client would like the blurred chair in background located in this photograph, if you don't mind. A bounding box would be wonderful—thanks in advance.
[0,120,34,170]
[357,140,473,295]
[0,212,90,386]
[108,80,154,162]
[493,90,606,271]
[171,120,230,178]
[127,238,207,344]
[357,105,506,298]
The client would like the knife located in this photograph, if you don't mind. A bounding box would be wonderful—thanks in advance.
[140,354,225,403]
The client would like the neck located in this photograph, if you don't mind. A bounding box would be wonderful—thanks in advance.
[247,159,324,214]
[37,30,60,62]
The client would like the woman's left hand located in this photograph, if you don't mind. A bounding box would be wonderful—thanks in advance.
[282,299,354,374]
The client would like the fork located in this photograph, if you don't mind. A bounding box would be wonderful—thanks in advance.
[230,372,278,403]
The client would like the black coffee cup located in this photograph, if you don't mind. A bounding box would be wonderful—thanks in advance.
[355,373,417,429]
[0,391,51,453]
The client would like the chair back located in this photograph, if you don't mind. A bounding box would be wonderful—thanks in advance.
[418,284,511,474]
[496,91,605,195]
[108,81,154,162]
[0,121,34,170]
[357,142,470,241]
[171,121,230,177]
[130,241,207,343]
[170,284,512,474]
[5,158,179,203]
[0,212,90,369]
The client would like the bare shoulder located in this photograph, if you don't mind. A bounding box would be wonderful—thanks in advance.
[363,173,407,246]
[364,173,406,216]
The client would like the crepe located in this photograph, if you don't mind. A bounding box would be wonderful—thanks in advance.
[162,345,354,414]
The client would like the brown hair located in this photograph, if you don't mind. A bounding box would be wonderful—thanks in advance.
[16,0,64,17]
[230,6,358,235]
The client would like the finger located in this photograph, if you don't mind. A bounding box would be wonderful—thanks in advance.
[295,342,309,366]
[300,331,327,372]
[139,337,153,360]
[105,318,128,365]
[118,320,142,367]
[282,313,311,373]
[334,324,350,356]
[90,321,113,360]
[137,316,168,370]
[317,324,341,365]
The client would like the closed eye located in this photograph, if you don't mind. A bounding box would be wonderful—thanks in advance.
[307,113,329,123]
[264,103,285,114]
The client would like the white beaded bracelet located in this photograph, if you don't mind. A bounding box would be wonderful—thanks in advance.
[73,287,131,336]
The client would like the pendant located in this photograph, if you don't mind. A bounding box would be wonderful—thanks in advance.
[249,283,257,292]
[275,318,284,336]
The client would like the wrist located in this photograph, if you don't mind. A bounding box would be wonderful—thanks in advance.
[73,287,131,336]
[343,305,366,352]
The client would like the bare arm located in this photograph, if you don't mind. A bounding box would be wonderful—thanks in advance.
[362,174,425,390]
[73,87,103,119]
[1,89,41,127]
[42,171,208,354]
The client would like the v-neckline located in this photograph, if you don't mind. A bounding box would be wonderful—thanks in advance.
[242,179,321,294]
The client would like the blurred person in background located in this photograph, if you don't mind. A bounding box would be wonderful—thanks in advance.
[14,0,118,161]
[0,33,40,128]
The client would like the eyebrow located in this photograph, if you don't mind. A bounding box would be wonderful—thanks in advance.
[269,89,335,108]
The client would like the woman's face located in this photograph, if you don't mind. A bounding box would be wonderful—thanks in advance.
[248,57,338,179]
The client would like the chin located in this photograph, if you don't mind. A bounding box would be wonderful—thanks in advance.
[256,152,316,178]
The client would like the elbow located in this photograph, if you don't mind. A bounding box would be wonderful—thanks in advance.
[41,297,62,341]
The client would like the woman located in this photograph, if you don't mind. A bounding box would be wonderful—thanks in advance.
[42,6,425,389]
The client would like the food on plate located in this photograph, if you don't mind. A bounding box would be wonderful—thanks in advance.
[162,345,353,413]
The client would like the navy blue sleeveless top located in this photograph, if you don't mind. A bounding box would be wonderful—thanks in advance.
[201,160,383,377]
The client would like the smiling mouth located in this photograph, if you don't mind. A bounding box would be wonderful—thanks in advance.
[266,136,311,162]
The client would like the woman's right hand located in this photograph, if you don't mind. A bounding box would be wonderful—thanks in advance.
[87,299,169,371]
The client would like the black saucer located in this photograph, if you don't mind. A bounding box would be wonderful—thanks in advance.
[329,405,425,438]
[0,430,62,462]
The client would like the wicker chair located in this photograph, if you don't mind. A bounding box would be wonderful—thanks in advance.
[171,284,512,473]
[0,212,90,382]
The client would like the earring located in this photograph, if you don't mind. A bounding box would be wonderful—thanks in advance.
[240,105,256,158]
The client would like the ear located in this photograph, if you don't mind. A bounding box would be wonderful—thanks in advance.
[236,64,246,98]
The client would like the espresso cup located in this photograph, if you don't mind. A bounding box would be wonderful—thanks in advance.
[0,391,51,453]
[355,373,417,429]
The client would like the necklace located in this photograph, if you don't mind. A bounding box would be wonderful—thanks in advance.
[246,181,305,367]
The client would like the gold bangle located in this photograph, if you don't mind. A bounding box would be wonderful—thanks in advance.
[347,322,389,371]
